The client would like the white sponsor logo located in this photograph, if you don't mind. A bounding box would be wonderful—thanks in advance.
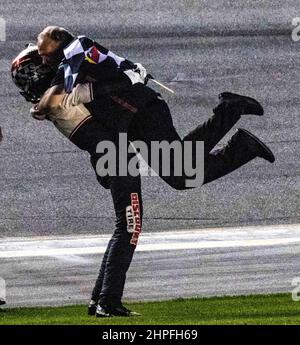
[126,205,135,233]
[129,193,142,246]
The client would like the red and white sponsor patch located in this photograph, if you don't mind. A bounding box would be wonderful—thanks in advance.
[127,193,142,246]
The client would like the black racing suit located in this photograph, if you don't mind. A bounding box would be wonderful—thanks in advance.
[67,83,260,308]
[51,42,260,308]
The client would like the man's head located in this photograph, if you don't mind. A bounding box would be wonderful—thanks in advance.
[37,26,74,65]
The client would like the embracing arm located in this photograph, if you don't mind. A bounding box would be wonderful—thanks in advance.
[31,83,93,119]
[31,61,146,119]
[40,83,93,109]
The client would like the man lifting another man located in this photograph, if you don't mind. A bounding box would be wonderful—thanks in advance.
[11,26,275,317]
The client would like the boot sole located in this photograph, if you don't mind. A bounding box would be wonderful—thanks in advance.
[238,128,275,163]
[219,92,264,116]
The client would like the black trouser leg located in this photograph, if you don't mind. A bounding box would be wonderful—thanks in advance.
[81,120,143,306]
[129,98,242,189]
[89,142,143,307]
[183,106,241,155]
[98,174,143,307]
[91,240,112,302]
[203,129,259,184]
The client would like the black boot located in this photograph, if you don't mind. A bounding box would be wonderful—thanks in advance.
[203,128,275,184]
[237,128,275,163]
[214,92,264,116]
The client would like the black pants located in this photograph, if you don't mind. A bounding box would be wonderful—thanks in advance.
[128,96,255,189]
[73,119,143,307]
[73,93,259,307]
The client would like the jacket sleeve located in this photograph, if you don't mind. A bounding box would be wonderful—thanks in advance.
[60,83,94,109]
[35,83,93,116]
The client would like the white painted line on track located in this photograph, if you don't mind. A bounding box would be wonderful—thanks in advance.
[0,224,299,258]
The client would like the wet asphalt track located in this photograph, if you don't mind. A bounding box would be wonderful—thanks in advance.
[0,1,299,306]
[1,224,300,307]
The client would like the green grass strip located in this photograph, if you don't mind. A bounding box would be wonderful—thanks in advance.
[0,293,299,325]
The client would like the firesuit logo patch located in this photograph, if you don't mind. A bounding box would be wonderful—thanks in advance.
[127,193,142,246]
[126,206,135,233]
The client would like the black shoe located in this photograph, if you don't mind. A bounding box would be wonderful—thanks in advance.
[96,303,141,317]
[112,304,141,317]
[87,300,97,316]
[0,299,5,306]
[237,128,275,163]
[216,92,264,116]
